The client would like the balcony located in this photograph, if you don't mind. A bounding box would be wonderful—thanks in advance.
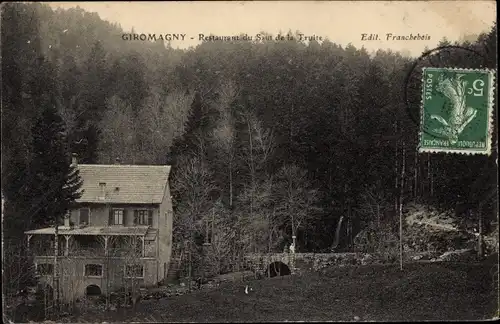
[30,247,62,257]
[26,229,157,258]
[68,247,106,257]
[31,247,151,258]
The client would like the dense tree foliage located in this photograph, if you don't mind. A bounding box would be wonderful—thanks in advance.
[30,103,83,225]
[2,3,497,280]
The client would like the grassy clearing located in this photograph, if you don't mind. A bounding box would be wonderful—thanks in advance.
[73,257,498,322]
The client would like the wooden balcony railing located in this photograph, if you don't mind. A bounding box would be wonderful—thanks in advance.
[30,247,60,257]
[31,246,155,257]
[68,247,106,257]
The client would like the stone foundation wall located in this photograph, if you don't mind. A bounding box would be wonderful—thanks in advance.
[245,252,389,275]
[294,253,383,272]
[246,249,489,276]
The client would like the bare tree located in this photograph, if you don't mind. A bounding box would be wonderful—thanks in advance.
[98,96,136,163]
[236,177,279,255]
[211,81,239,207]
[99,90,194,165]
[59,237,85,314]
[120,234,143,310]
[427,155,434,197]
[359,183,390,229]
[350,183,394,252]
[202,201,235,276]
[140,90,194,164]
[92,235,119,310]
[172,141,216,290]
[399,142,406,270]
[2,238,37,321]
[238,110,276,253]
[394,121,399,215]
[274,164,321,251]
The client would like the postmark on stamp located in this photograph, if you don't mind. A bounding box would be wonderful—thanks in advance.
[418,67,495,155]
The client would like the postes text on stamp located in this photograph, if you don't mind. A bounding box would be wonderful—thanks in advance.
[419,67,495,155]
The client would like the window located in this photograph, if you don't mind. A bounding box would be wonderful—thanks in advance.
[144,240,155,257]
[134,210,152,225]
[111,209,123,225]
[37,263,54,275]
[125,264,144,278]
[80,208,90,225]
[85,264,103,277]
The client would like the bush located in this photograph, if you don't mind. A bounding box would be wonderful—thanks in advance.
[354,221,398,253]
[404,225,473,253]
[484,226,499,254]
[403,204,476,254]
[355,204,482,260]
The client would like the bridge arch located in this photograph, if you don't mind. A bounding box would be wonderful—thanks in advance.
[267,261,291,277]
[85,284,102,296]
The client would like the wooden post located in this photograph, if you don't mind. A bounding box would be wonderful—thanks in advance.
[64,235,70,256]
[104,236,109,256]
[104,235,111,310]
[141,236,145,257]
[54,225,60,308]
[478,209,483,259]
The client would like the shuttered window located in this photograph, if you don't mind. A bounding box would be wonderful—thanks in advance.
[84,264,103,277]
[134,210,153,225]
[109,209,125,225]
[125,264,144,278]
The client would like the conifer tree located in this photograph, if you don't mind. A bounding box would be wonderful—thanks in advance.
[30,104,84,228]
[167,92,206,165]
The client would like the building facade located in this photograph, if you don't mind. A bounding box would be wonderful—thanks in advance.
[25,157,173,301]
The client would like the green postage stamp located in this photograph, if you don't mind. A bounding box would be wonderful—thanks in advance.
[419,67,495,155]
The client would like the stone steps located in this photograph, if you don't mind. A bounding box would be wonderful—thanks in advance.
[165,258,182,283]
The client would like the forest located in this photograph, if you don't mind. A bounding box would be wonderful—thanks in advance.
[2,3,497,287]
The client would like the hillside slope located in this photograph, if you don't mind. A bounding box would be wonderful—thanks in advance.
[70,258,498,322]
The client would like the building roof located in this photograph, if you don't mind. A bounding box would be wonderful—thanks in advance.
[25,226,150,236]
[75,164,171,204]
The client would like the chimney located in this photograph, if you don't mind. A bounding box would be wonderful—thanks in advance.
[72,153,78,166]
[115,157,121,165]
[99,182,106,200]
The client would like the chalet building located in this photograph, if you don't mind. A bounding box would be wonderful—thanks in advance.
[25,155,173,301]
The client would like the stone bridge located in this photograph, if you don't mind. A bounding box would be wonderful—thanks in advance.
[244,252,371,277]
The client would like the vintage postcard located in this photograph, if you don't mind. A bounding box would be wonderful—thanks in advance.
[1,1,497,323]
